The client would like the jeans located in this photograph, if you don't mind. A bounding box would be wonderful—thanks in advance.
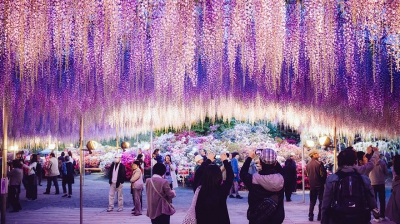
[373,184,386,218]
[45,176,60,193]
[309,187,324,217]
[9,185,22,211]
[62,179,72,195]
[132,188,142,215]
[109,183,123,210]
[26,174,37,200]
[151,214,170,224]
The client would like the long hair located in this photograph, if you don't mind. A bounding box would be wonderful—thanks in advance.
[30,154,38,163]
[197,165,223,215]
[164,155,172,163]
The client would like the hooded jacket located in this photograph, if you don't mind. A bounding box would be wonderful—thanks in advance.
[240,157,285,224]
[369,159,389,185]
[385,176,400,223]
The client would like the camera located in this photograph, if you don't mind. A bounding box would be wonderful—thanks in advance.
[256,149,263,156]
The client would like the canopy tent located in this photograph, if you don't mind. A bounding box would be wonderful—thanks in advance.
[0,0,399,144]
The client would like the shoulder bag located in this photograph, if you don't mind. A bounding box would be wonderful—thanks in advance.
[182,186,201,224]
[150,178,176,216]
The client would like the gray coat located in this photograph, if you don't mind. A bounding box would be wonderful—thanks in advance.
[369,159,389,186]
[321,166,377,224]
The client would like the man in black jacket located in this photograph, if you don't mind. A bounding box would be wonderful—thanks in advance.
[240,148,285,224]
[306,151,327,221]
[107,154,126,212]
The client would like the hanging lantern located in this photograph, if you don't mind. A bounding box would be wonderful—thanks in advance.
[319,136,331,147]
[86,141,97,154]
[121,142,130,152]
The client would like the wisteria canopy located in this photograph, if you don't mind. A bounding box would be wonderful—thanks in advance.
[0,0,399,143]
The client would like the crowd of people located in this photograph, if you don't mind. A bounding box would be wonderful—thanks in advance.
[5,145,400,224]
[7,151,76,212]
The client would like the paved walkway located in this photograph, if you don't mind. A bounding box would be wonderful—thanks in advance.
[2,173,396,224]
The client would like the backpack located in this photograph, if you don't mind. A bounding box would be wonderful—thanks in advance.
[44,160,53,171]
[329,170,370,223]
[247,194,278,223]
[62,162,67,175]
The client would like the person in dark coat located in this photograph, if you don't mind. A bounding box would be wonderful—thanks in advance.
[107,154,126,212]
[61,156,74,198]
[306,151,327,221]
[282,158,297,201]
[240,148,285,224]
[195,152,233,224]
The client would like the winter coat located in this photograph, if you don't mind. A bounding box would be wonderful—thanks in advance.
[108,162,126,188]
[282,164,297,190]
[240,157,285,224]
[195,159,234,224]
[62,162,75,184]
[231,158,239,182]
[321,166,377,224]
[130,168,143,190]
[369,159,389,186]
[46,157,60,177]
[386,176,400,223]
[306,159,327,189]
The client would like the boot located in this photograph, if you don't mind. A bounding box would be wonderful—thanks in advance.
[308,215,314,221]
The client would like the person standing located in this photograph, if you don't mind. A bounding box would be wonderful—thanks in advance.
[107,154,126,212]
[8,160,23,212]
[58,152,65,178]
[221,152,230,181]
[146,163,176,224]
[282,158,297,202]
[130,161,143,216]
[306,151,327,221]
[68,151,76,168]
[44,153,60,195]
[36,155,43,186]
[369,154,389,222]
[195,152,234,224]
[22,154,38,201]
[240,149,285,224]
[356,147,380,176]
[61,156,74,198]
[290,153,297,193]
[229,152,243,199]
[163,155,178,189]
[385,155,400,223]
[321,148,377,224]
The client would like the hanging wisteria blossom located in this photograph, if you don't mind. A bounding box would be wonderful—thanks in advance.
[0,0,399,143]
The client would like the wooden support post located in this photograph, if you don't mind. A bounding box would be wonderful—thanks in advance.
[333,126,337,172]
[1,100,8,224]
[79,116,84,224]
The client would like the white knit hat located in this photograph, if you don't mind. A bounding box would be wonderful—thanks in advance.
[195,155,203,163]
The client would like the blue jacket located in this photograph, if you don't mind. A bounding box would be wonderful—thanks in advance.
[231,158,239,181]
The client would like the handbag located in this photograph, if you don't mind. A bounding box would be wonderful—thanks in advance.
[182,186,201,224]
[150,178,176,216]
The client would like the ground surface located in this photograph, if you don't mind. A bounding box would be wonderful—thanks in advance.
[2,173,396,224]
